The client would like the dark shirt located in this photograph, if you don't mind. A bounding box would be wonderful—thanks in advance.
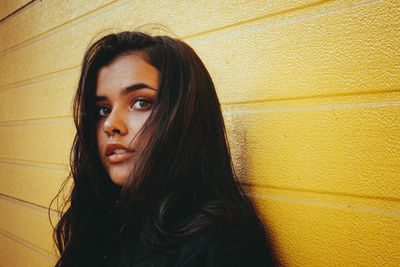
[102,225,276,267]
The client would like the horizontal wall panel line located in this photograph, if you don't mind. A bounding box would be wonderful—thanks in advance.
[228,103,399,199]
[0,157,66,169]
[0,2,393,95]
[0,0,367,58]
[0,194,59,217]
[0,68,78,93]
[1,100,399,127]
[224,101,400,115]
[0,57,397,97]
[0,0,37,24]
[1,67,397,103]
[0,0,33,21]
[184,0,331,40]
[243,184,400,203]
[1,92,399,126]
[0,0,121,56]
[0,195,60,256]
[0,228,56,260]
[1,73,397,109]
[0,117,72,127]
[0,161,70,210]
[190,0,380,46]
[0,159,66,172]
[0,116,72,126]
[0,65,79,91]
[2,0,397,96]
[0,0,326,57]
[222,88,400,106]
[251,193,400,215]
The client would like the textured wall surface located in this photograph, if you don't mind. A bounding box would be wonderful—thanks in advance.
[0,0,399,266]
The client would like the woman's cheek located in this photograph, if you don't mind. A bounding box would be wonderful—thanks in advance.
[96,124,108,156]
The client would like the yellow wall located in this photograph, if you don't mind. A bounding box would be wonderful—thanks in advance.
[0,0,399,266]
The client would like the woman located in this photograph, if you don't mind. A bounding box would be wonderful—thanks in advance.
[53,31,275,266]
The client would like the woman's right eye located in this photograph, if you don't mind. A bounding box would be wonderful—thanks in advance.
[98,106,111,116]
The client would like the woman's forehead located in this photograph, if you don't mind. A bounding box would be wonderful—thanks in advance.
[96,54,159,96]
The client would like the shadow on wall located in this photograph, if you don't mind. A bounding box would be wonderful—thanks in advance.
[228,112,250,184]
[226,112,280,264]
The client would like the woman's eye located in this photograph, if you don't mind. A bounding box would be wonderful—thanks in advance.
[98,106,111,116]
[132,99,153,111]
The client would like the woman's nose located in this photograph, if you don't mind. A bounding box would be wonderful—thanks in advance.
[103,108,128,136]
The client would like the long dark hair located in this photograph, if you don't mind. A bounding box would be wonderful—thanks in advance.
[53,31,267,266]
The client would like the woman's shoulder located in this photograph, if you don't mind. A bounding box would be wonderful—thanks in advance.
[175,223,276,266]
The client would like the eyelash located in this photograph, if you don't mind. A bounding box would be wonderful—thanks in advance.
[97,98,154,117]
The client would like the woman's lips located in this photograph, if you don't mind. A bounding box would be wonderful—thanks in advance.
[107,151,134,163]
[105,144,135,163]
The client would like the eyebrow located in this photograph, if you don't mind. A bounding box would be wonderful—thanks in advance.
[95,83,157,101]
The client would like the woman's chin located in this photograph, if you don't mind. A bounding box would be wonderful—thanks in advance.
[106,162,134,186]
[109,172,129,186]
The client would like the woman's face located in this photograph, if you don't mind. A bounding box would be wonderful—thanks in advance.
[96,54,159,185]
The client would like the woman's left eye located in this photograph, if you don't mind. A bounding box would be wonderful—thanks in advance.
[132,99,153,111]
[98,106,111,116]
